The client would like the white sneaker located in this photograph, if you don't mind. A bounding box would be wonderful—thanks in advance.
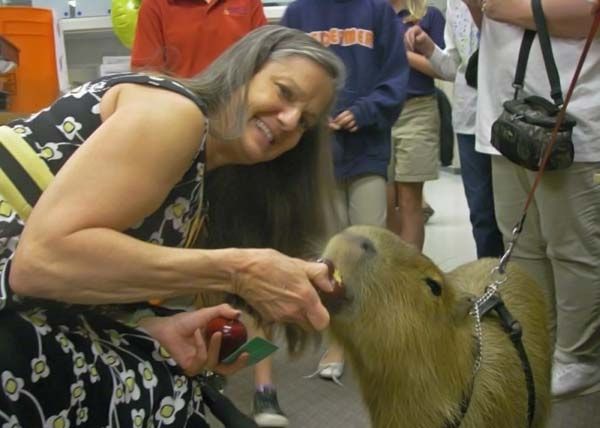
[318,361,344,380]
[551,360,600,399]
[304,359,345,386]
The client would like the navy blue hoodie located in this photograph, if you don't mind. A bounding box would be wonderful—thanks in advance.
[281,0,409,179]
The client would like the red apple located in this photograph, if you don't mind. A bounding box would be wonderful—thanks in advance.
[206,316,248,362]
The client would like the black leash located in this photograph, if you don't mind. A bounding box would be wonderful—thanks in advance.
[478,294,536,427]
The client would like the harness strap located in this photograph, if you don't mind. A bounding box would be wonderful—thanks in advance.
[0,125,54,221]
[479,293,536,428]
[443,391,472,428]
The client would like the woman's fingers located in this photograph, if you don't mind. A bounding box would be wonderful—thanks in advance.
[214,353,250,376]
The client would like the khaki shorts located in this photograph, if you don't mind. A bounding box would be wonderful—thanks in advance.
[390,95,440,182]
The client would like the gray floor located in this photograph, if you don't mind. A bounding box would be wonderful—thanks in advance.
[210,171,600,427]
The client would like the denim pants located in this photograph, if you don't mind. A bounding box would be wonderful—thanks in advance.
[457,133,504,258]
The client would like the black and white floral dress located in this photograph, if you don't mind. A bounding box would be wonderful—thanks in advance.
[0,73,212,428]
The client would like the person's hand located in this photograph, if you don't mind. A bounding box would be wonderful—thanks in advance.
[137,304,249,376]
[331,110,358,132]
[231,249,334,331]
[328,117,341,131]
[404,26,436,57]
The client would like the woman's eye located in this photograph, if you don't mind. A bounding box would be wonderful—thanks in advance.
[277,84,294,101]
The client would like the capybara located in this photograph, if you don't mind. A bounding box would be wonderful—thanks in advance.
[320,225,552,428]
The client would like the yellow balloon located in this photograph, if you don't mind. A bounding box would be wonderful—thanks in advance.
[111,0,142,48]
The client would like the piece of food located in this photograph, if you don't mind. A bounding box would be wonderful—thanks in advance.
[317,258,346,312]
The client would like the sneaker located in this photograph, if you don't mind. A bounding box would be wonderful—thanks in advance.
[551,360,600,399]
[316,360,345,386]
[253,387,289,427]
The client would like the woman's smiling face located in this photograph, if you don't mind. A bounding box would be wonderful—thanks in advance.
[236,55,335,164]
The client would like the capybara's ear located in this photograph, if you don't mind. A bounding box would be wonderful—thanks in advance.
[452,290,476,323]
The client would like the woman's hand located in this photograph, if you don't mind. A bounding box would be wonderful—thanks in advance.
[138,304,249,376]
[404,26,436,57]
[231,249,334,331]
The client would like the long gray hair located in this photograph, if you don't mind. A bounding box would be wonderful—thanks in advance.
[180,24,345,140]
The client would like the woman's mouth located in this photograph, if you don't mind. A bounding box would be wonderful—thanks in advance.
[253,118,274,143]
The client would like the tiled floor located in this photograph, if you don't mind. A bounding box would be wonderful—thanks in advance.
[213,170,600,428]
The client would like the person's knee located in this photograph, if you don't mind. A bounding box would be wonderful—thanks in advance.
[395,183,423,210]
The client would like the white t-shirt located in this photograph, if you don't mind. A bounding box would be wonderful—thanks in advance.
[429,0,479,134]
[476,18,600,161]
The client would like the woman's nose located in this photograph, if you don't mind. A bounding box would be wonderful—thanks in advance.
[277,105,302,130]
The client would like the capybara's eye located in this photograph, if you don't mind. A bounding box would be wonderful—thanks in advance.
[425,278,442,297]
[360,239,376,254]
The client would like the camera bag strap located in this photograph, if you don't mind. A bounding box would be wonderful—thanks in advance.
[512,0,564,106]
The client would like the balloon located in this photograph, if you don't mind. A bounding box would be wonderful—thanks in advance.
[111,0,142,49]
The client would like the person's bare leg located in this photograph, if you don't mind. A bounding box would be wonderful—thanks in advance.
[386,182,402,235]
[245,317,274,386]
[395,181,425,251]
[320,338,345,365]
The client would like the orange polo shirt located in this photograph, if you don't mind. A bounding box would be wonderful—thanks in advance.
[131,0,267,77]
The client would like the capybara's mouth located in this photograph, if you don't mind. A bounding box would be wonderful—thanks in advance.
[317,258,351,313]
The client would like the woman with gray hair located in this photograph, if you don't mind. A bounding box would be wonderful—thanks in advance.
[0,25,344,427]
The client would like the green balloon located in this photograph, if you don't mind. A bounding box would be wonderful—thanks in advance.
[111,0,142,49]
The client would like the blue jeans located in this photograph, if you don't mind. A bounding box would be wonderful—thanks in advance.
[457,133,504,258]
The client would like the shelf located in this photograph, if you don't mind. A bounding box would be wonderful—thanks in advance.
[59,15,112,33]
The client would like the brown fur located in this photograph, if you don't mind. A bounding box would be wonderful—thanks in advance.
[321,225,552,428]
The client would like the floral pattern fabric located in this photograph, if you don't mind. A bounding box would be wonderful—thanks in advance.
[0,303,210,428]
[0,73,211,427]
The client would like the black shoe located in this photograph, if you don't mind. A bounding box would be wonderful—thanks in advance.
[253,388,289,427]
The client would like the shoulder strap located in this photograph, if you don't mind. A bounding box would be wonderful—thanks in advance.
[104,73,208,113]
[531,0,564,106]
[512,0,564,105]
[513,30,536,99]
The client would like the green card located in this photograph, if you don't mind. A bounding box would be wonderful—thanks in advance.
[222,337,279,366]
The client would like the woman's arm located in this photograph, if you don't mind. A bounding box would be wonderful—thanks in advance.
[406,51,441,79]
[9,85,332,330]
[483,0,597,38]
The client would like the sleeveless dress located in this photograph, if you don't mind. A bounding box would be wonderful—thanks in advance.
[0,73,212,428]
